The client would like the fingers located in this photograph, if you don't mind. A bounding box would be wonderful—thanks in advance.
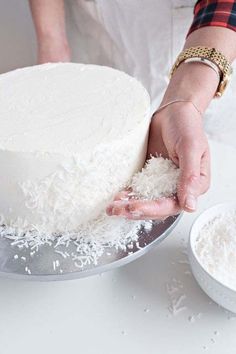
[107,137,210,219]
[200,148,211,194]
[177,139,210,212]
[177,142,201,212]
[106,197,180,220]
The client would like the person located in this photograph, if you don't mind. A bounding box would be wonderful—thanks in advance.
[29,0,236,220]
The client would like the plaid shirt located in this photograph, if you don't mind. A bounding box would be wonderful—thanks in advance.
[188,0,236,35]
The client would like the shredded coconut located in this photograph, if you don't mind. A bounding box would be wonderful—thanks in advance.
[130,156,180,199]
[195,210,236,290]
[0,214,145,270]
[0,156,179,271]
[166,278,187,316]
[19,138,146,234]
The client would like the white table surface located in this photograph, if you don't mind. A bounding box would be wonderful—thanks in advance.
[0,140,235,354]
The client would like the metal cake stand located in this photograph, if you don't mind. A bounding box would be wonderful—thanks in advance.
[0,214,182,281]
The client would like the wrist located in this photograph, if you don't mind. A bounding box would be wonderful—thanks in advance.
[153,100,203,126]
[38,36,71,64]
[162,61,219,114]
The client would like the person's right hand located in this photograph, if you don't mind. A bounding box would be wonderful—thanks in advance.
[106,101,211,220]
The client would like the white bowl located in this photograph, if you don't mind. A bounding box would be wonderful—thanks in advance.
[188,202,236,313]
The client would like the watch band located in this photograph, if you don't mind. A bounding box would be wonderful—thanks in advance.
[184,57,221,81]
[170,46,233,97]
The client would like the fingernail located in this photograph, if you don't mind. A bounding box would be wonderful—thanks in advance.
[185,194,197,211]
[112,207,122,216]
[107,200,129,216]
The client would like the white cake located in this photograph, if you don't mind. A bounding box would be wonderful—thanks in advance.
[0,63,150,235]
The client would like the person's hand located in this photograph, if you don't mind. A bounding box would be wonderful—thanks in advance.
[106,101,210,220]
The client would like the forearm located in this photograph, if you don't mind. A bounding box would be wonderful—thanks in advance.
[161,26,236,113]
[29,0,67,42]
[29,0,70,63]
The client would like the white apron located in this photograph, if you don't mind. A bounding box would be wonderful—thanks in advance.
[65,0,174,112]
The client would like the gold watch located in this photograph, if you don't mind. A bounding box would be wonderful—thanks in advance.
[170,46,233,97]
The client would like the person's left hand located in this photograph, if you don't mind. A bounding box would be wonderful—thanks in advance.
[106,101,210,220]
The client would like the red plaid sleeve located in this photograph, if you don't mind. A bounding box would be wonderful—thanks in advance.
[188,0,236,36]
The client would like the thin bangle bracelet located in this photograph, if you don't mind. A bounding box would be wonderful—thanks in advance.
[184,57,221,82]
[154,99,203,116]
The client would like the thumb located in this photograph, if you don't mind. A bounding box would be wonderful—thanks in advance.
[177,142,202,212]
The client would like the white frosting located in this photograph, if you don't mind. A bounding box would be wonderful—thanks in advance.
[0,63,150,234]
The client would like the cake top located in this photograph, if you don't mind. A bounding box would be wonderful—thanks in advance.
[0,63,150,154]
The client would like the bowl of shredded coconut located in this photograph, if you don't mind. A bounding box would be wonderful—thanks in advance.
[189,203,236,313]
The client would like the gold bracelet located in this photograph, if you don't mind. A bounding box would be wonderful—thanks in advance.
[170,46,233,97]
[154,99,202,116]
